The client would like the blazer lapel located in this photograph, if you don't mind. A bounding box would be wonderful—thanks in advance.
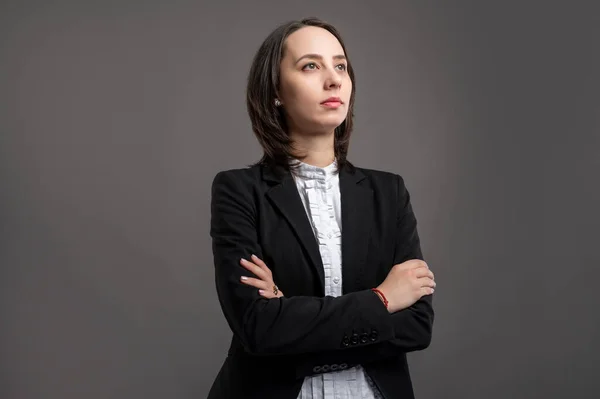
[262,163,374,296]
[263,165,325,294]
[339,165,374,294]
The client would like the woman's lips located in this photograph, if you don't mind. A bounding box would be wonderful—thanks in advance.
[320,101,342,108]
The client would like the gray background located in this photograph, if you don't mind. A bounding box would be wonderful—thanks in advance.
[1,1,599,398]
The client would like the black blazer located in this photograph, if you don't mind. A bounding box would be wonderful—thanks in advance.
[208,161,434,399]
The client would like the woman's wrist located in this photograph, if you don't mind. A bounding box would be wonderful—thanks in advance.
[371,287,389,310]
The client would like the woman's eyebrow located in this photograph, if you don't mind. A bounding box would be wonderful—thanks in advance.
[295,53,347,64]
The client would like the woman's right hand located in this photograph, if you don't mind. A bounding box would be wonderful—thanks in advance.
[376,259,435,313]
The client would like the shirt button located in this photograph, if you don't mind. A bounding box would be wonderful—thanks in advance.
[333,276,340,284]
[327,232,333,238]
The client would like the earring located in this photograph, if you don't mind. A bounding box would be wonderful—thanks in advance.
[274,98,282,107]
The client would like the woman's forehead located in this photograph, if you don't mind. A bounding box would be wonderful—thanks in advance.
[283,26,345,59]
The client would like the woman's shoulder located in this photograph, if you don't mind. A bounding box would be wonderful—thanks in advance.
[350,164,414,210]
[350,163,408,189]
[213,164,262,181]
[211,163,276,194]
[210,165,266,210]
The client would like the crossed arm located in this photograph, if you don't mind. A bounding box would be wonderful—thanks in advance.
[211,171,434,377]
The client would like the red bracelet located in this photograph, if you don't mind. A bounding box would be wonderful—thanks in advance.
[371,288,388,308]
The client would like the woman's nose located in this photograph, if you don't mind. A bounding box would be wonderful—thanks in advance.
[325,73,342,89]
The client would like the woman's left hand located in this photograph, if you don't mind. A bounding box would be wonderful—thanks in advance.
[239,254,284,298]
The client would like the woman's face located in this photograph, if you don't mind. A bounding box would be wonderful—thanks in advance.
[278,26,353,135]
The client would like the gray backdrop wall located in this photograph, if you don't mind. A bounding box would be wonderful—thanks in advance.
[1,1,598,398]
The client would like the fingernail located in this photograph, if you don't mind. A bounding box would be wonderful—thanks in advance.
[241,276,248,281]
[251,254,257,259]
[258,289,265,295]
[240,258,247,263]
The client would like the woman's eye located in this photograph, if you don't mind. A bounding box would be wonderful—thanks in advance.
[302,62,346,71]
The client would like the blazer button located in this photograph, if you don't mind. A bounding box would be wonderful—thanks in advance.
[312,365,322,373]
[350,333,359,346]
[341,336,350,347]
[339,363,348,370]
[360,333,369,344]
[370,330,379,342]
[321,365,330,372]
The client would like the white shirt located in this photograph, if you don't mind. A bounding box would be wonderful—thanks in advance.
[291,159,383,399]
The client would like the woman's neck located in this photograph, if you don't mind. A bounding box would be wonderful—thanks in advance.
[290,130,335,168]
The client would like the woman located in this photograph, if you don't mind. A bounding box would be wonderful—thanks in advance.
[208,17,436,399]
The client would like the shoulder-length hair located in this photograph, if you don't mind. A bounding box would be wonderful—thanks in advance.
[246,17,356,172]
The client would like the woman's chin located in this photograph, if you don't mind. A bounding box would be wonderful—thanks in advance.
[311,117,347,132]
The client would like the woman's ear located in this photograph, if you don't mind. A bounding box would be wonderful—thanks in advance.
[274,86,283,106]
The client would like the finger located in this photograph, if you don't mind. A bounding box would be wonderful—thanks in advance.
[259,285,285,298]
[413,267,434,280]
[408,260,428,269]
[417,276,436,289]
[397,260,428,270]
[258,289,276,299]
[240,258,268,280]
[250,254,272,276]
[240,276,269,290]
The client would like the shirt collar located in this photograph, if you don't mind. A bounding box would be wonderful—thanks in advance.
[290,158,338,181]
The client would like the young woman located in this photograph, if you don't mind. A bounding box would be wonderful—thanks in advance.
[208,17,436,399]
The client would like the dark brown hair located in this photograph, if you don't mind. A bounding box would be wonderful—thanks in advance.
[246,17,356,172]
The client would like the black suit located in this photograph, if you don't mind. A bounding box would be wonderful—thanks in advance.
[208,161,434,399]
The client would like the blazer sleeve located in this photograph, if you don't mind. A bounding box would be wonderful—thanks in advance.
[385,173,434,350]
[293,174,434,378]
[210,170,396,356]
